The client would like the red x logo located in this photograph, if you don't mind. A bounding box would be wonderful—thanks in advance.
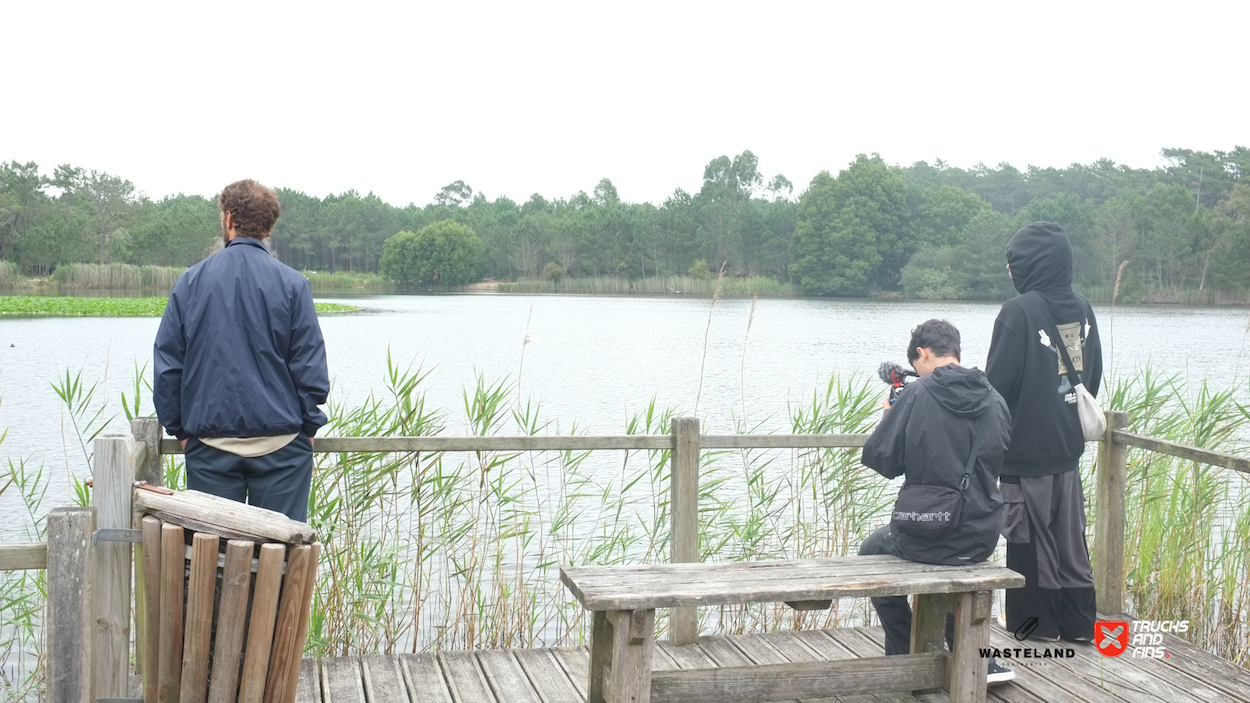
[1095,620,1129,657]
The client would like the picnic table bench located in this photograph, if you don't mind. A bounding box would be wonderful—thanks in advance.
[560,554,1026,703]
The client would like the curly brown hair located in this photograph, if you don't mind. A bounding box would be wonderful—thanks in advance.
[218,179,281,239]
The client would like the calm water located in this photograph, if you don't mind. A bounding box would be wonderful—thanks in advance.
[1,294,1248,540]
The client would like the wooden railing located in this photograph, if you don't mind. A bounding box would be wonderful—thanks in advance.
[4,411,1249,701]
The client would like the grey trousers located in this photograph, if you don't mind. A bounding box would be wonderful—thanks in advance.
[1001,470,1096,641]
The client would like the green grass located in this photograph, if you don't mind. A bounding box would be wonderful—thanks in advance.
[0,296,358,317]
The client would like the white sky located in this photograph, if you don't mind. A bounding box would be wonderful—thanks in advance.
[3,1,1245,207]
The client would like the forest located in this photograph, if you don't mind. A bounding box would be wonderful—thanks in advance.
[0,147,1246,302]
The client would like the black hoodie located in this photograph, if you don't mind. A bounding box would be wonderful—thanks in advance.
[862,364,1011,565]
[985,222,1103,476]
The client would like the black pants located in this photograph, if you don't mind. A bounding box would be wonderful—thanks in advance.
[858,525,954,656]
[184,435,314,521]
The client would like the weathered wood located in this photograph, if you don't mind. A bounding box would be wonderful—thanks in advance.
[1096,411,1130,615]
[321,656,364,703]
[238,543,286,703]
[477,650,543,702]
[158,522,186,703]
[649,655,947,703]
[439,651,495,701]
[46,507,95,703]
[132,416,165,486]
[360,655,406,703]
[135,489,317,544]
[141,516,163,703]
[0,542,47,570]
[605,608,655,703]
[552,647,592,700]
[158,434,874,455]
[912,592,952,674]
[295,658,321,703]
[655,641,718,670]
[561,556,1025,610]
[207,540,254,703]
[265,544,313,703]
[588,610,613,703]
[180,533,220,703]
[93,433,136,700]
[947,592,989,703]
[281,542,321,703]
[398,653,454,703]
[1113,428,1250,475]
[669,416,701,645]
[513,648,584,703]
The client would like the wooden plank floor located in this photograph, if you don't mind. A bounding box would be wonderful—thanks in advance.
[293,624,1250,703]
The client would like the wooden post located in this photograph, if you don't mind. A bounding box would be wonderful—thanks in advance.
[947,591,991,703]
[1094,410,1129,615]
[669,417,700,645]
[46,506,95,703]
[132,416,164,487]
[93,433,136,700]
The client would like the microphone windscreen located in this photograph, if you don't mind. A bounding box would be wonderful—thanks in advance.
[878,361,907,385]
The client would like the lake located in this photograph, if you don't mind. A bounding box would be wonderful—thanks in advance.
[1,293,1248,541]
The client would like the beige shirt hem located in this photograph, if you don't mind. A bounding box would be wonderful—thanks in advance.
[198,433,300,457]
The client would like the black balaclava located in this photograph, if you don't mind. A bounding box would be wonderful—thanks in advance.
[1005,222,1083,319]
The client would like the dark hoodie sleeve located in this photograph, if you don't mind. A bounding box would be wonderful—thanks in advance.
[861,385,915,480]
[984,308,1024,410]
[1083,301,1103,398]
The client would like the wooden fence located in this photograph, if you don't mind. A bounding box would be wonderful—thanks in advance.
[3,411,1249,701]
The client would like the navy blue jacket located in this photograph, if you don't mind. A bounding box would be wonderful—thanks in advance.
[153,237,329,440]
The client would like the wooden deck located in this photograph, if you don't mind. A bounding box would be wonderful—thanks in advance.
[289,622,1250,703]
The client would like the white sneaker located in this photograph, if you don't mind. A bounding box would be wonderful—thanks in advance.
[987,658,1016,687]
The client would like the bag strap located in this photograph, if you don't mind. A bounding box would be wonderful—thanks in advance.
[1025,293,1084,389]
[959,419,986,491]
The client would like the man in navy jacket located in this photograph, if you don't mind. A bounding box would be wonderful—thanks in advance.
[154,179,329,521]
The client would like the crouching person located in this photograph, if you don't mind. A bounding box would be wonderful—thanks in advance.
[857,319,1015,686]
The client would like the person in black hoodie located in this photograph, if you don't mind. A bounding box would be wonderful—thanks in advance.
[985,222,1102,642]
[859,319,1014,684]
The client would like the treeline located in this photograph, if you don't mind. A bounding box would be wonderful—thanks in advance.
[1,147,1247,301]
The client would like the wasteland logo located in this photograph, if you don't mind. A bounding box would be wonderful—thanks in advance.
[1096,620,1189,659]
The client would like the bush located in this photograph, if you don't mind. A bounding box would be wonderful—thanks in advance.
[380,220,484,286]
[688,260,714,280]
[541,262,564,282]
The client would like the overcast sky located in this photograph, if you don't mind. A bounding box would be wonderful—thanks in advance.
[3,1,1245,207]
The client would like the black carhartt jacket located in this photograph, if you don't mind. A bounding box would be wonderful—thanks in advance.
[862,364,1011,565]
[153,237,329,441]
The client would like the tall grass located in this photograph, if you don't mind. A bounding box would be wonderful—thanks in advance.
[0,262,25,288]
[2,363,1249,702]
[1093,370,1250,666]
[498,275,799,297]
[301,271,393,290]
[50,263,184,291]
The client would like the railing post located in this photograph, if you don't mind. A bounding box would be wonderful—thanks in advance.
[93,433,136,700]
[669,417,700,645]
[47,506,96,703]
[131,416,164,487]
[1094,410,1129,615]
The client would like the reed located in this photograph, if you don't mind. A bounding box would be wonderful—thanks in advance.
[0,262,26,288]
[498,275,799,297]
[2,363,1249,702]
[50,263,185,291]
[301,271,393,290]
